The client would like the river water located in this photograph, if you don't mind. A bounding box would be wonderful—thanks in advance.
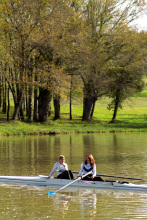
[0,133,147,219]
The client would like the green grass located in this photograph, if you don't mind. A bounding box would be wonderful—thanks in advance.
[133,90,147,97]
[0,95,147,135]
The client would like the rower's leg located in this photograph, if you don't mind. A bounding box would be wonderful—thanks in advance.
[93,176,104,181]
[57,171,74,179]
[68,170,74,179]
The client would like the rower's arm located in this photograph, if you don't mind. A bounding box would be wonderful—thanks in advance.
[48,163,58,177]
[93,164,96,177]
[77,163,83,177]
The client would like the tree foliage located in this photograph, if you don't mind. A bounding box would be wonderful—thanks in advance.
[0,0,146,122]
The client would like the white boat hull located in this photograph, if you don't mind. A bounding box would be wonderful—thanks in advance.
[0,175,147,192]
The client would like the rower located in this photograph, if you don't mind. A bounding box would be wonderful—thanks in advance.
[46,155,73,179]
[77,154,104,181]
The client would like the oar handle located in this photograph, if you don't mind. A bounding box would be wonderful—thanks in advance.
[54,171,92,193]
[55,177,80,193]
[48,171,92,197]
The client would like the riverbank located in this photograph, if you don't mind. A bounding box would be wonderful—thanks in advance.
[0,119,147,136]
[0,95,147,136]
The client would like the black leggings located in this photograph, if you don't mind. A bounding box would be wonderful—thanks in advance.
[82,174,104,181]
[57,170,74,179]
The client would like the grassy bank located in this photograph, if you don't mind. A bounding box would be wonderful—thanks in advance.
[0,93,147,136]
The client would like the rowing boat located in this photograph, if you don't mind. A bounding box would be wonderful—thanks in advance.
[0,175,147,192]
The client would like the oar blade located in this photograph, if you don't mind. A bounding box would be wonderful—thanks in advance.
[48,191,55,197]
[47,171,92,197]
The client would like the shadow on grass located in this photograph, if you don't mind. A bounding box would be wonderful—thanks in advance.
[0,114,147,132]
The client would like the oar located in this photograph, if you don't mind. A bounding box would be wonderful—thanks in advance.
[40,172,145,181]
[95,174,145,181]
[48,171,92,197]
[71,171,145,181]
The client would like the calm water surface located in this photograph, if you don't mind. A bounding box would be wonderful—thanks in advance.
[0,133,147,220]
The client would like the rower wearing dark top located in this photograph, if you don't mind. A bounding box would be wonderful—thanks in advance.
[77,154,104,181]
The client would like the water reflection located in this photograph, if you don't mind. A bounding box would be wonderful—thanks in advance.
[50,189,97,219]
[0,133,146,219]
[0,183,147,220]
[0,133,147,180]
[80,190,97,218]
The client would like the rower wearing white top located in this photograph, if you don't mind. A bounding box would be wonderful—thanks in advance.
[47,155,73,179]
[77,154,104,181]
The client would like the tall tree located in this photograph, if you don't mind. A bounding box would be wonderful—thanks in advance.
[0,0,44,120]
[108,30,147,122]
[71,0,147,120]
[31,0,78,121]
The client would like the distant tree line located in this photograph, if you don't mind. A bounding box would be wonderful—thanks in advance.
[0,0,147,122]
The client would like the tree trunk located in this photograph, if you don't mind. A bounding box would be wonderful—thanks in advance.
[33,75,38,121]
[19,106,24,120]
[48,104,51,116]
[2,82,7,114]
[111,100,119,122]
[82,96,93,120]
[70,91,72,120]
[33,86,38,121]
[53,94,60,120]
[90,99,97,118]
[7,84,10,121]
[82,84,95,121]
[110,91,121,123]
[69,75,73,120]
[13,36,25,121]
[27,87,33,122]
[38,88,52,122]
[12,89,24,120]
[0,75,2,108]
[25,87,28,117]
